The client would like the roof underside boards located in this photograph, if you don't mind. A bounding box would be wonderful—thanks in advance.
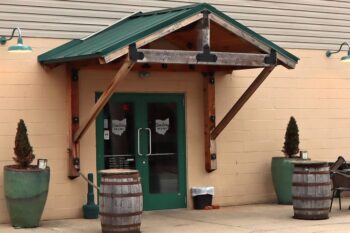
[38,3,299,68]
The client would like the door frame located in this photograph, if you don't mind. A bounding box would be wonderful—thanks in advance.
[95,92,187,210]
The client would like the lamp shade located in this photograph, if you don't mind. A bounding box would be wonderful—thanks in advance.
[8,44,32,53]
[8,37,32,53]
[340,55,350,62]
[341,51,350,62]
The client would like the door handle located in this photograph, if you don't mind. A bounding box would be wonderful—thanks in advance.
[145,128,152,156]
[137,128,142,156]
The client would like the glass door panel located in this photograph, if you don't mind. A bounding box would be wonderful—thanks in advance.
[147,103,179,194]
[102,101,135,169]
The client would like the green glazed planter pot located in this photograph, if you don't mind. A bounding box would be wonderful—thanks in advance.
[4,166,50,228]
[271,157,296,205]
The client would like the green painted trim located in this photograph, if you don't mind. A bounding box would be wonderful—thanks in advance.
[39,54,101,64]
[139,93,187,210]
[95,93,187,210]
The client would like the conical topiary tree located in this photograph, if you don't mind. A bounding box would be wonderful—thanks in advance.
[282,116,300,158]
[13,119,35,168]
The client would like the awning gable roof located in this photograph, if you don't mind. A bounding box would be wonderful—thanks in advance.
[38,3,299,67]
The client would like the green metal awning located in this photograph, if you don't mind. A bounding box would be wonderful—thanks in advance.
[38,3,299,68]
[39,3,300,177]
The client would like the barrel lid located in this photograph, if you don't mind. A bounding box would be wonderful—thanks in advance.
[99,169,139,175]
[292,160,328,167]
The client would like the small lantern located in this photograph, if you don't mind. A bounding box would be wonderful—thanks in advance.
[37,159,48,169]
[300,151,308,160]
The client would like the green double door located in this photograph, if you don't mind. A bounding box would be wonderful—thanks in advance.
[96,93,187,210]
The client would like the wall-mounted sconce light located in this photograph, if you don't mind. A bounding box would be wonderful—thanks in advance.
[0,27,32,53]
[326,42,350,62]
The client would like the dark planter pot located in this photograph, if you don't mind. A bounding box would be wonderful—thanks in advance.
[271,157,297,205]
[4,166,50,228]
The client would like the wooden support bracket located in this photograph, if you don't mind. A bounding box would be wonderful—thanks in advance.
[67,58,134,179]
[210,66,276,140]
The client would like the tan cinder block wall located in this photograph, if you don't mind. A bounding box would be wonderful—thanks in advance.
[0,38,88,223]
[214,51,350,205]
[1,38,350,222]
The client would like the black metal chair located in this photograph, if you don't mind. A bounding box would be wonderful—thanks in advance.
[330,156,347,173]
[330,156,350,211]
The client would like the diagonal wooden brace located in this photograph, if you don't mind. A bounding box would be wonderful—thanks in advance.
[67,58,134,178]
[73,58,134,143]
[211,66,276,140]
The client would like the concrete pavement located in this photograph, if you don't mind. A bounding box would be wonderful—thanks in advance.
[2,203,350,232]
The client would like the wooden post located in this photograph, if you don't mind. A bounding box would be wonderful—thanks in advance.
[211,66,276,140]
[67,66,80,178]
[199,11,217,172]
[203,72,217,172]
[73,58,134,143]
[197,11,210,50]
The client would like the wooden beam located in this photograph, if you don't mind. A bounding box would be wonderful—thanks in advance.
[102,13,203,63]
[203,73,217,172]
[67,66,80,179]
[137,49,271,67]
[133,63,233,73]
[211,66,276,140]
[68,60,233,73]
[209,14,296,69]
[73,58,134,143]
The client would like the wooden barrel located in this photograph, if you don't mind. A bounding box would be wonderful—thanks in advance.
[99,169,143,233]
[292,161,331,220]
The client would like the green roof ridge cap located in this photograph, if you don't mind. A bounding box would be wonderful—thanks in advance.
[134,3,202,17]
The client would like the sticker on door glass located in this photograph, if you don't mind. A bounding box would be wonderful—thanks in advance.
[112,119,126,136]
[104,130,110,140]
[155,118,169,135]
